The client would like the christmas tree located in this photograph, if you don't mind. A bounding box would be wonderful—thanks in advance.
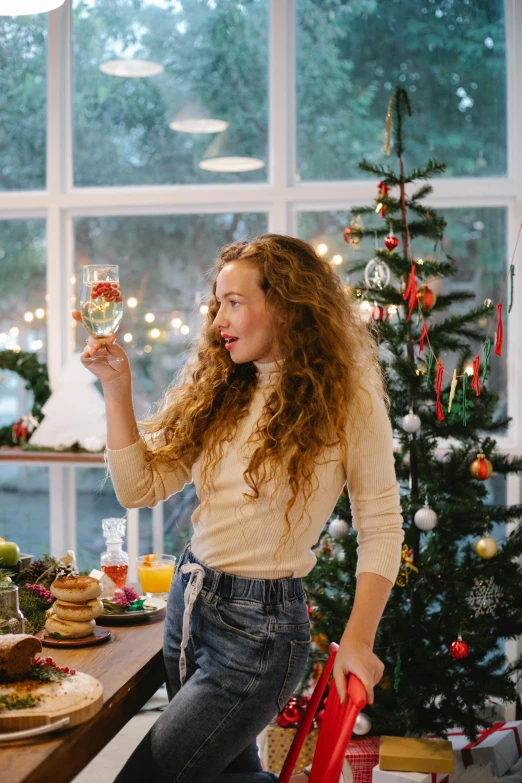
[302,88,522,740]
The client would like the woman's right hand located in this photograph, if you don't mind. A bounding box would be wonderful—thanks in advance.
[72,310,131,387]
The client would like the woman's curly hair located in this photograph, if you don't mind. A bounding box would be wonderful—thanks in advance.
[138,233,388,560]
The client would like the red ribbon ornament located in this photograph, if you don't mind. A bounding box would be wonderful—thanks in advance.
[402,264,418,323]
[435,361,445,421]
[494,303,504,356]
[470,355,481,397]
[418,322,429,355]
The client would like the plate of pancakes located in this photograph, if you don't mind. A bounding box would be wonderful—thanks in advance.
[37,575,112,647]
[97,595,167,625]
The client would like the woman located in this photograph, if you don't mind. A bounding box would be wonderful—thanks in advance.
[74,234,404,783]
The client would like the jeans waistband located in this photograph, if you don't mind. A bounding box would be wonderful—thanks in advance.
[179,543,306,607]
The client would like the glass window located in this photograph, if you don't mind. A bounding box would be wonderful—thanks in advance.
[72,0,269,187]
[76,467,153,572]
[0,14,47,191]
[0,465,50,558]
[0,220,47,429]
[296,0,507,181]
[297,207,508,417]
[73,212,268,416]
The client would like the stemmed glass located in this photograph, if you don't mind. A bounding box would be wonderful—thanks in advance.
[80,264,125,366]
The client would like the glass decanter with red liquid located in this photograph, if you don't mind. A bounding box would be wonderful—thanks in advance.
[100,517,129,591]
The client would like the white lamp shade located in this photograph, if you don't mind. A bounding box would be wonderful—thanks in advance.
[99,59,164,78]
[199,156,265,173]
[169,103,229,134]
[198,129,265,173]
[0,0,65,13]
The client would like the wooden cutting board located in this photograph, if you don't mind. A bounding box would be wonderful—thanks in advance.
[0,671,103,732]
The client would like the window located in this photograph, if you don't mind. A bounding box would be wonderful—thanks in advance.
[72,0,269,187]
[0,15,47,191]
[74,212,268,413]
[296,0,507,181]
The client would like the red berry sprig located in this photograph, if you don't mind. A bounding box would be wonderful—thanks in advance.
[26,582,54,605]
[91,281,122,303]
[31,656,76,680]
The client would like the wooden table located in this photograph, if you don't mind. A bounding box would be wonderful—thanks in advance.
[0,615,166,783]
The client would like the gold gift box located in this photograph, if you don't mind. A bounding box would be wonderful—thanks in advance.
[258,724,319,775]
[379,736,454,774]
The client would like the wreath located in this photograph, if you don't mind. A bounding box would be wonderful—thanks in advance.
[0,350,51,448]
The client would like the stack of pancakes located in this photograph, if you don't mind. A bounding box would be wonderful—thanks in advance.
[45,576,103,639]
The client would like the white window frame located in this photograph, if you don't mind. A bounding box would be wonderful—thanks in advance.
[0,0,521,714]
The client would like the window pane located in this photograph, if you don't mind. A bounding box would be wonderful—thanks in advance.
[76,467,153,572]
[0,15,47,191]
[72,0,269,187]
[297,208,508,417]
[73,212,268,416]
[296,0,507,180]
[0,220,47,428]
[0,465,50,558]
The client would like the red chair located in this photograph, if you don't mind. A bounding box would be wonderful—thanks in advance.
[278,642,367,783]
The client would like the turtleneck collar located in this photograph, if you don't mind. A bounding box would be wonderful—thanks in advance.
[253,358,284,379]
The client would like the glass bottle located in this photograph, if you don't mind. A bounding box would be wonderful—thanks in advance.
[0,584,27,634]
[100,517,129,591]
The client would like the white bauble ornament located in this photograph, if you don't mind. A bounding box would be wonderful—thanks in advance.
[414,501,438,532]
[402,408,421,434]
[353,712,372,735]
[328,517,350,541]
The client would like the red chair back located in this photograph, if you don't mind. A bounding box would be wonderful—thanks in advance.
[278,642,367,783]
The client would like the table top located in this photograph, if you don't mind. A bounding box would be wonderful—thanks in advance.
[0,614,166,783]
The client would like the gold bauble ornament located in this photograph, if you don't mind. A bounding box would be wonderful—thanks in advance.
[475,535,498,559]
[417,283,437,309]
[469,453,493,480]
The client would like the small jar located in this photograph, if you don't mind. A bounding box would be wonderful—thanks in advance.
[0,584,27,634]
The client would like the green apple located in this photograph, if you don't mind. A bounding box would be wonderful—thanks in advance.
[0,541,20,567]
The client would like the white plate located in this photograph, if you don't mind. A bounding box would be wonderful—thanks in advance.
[97,595,167,624]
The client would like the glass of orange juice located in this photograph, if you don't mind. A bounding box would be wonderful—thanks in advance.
[137,554,176,599]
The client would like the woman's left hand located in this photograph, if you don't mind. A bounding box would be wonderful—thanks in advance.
[332,634,385,706]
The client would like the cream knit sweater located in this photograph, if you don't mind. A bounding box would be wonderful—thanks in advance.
[106,359,404,583]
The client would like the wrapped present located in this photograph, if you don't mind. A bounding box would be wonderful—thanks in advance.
[258,724,319,775]
[379,737,454,774]
[443,721,522,777]
[372,765,449,783]
[346,736,381,783]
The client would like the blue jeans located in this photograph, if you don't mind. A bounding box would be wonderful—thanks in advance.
[114,542,311,783]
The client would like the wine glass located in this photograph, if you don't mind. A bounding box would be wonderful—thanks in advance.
[80,264,125,366]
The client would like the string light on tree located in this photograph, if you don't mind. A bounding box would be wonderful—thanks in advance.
[35,309,45,319]
[123,333,133,343]
[171,316,182,329]
[145,313,155,323]
[127,297,138,308]
[316,244,328,257]
[24,312,34,322]
[200,304,209,314]
[332,255,343,266]
[180,325,190,335]
[149,328,160,339]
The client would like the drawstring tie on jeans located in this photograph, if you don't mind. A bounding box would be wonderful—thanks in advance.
[179,562,205,686]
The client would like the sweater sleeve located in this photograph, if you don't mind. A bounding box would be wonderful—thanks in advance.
[105,437,193,509]
[344,377,404,585]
